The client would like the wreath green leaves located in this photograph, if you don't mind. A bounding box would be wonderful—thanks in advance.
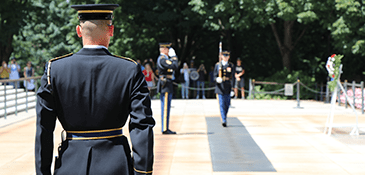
[328,54,343,91]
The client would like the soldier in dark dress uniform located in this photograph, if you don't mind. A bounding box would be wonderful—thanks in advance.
[157,43,178,134]
[214,51,235,127]
[35,4,155,175]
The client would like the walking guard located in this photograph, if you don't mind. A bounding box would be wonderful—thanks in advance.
[157,42,178,134]
[35,4,155,175]
[214,50,235,127]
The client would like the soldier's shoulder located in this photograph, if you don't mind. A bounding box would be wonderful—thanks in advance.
[112,54,137,65]
[49,53,73,63]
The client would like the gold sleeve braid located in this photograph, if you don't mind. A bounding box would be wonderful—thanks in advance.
[134,168,153,174]
[112,55,137,65]
[47,53,73,85]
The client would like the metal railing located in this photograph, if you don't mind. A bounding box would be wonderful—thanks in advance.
[0,76,41,119]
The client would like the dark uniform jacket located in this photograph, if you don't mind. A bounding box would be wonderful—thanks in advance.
[35,48,155,175]
[156,54,178,94]
[214,61,236,95]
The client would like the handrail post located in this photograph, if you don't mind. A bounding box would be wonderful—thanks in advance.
[352,81,355,108]
[338,81,341,106]
[344,80,348,108]
[15,81,18,116]
[25,79,28,112]
[361,81,364,114]
[320,82,323,101]
[4,84,7,119]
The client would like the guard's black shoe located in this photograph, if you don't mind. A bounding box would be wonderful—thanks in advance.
[222,122,227,127]
[162,129,177,134]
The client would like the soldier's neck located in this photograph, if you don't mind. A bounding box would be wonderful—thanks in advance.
[83,39,109,49]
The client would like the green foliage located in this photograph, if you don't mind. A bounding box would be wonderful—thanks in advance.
[252,68,319,100]
[12,0,77,76]
[0,0,362,88]
[328,54,343,91]
[251,85,288,100]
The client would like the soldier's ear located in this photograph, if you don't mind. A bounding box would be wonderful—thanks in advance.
[108,25,114,37]
[76,25,82,38]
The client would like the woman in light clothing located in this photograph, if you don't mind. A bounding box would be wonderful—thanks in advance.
[8,57,20,88]
[180,63,190,99]
[23,61,35,91]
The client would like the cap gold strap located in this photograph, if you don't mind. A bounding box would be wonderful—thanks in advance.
[78,10,113,13]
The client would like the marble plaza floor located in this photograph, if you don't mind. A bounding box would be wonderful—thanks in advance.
[1,99,365,175]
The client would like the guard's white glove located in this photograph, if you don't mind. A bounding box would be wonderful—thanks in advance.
[230,90,235,98]
[325,56,334,75]
[168,48,177,57]
[216,77,222,83]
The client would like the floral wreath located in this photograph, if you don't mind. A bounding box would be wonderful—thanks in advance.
[325,54,343,91]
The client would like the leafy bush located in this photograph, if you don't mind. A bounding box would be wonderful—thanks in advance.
[251,68,321,100]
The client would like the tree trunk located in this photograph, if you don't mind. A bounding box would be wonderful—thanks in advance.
[270,20,307,71]
[0,34,14,64]
[282,21,294,70]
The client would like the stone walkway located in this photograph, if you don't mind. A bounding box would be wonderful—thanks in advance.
[1,99,365,175]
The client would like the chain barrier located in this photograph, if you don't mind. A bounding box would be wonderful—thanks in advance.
[253,81,297,95]
[299,82,325,94]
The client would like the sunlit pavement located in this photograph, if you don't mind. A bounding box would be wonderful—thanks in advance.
[1,99,365,175]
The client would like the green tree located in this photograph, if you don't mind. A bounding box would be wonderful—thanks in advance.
[0,0,35,64]
[330,0,365,79]
[189,0,336,71]
[12,0,77,75]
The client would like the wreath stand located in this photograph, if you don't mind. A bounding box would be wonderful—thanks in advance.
[323,64,360,136]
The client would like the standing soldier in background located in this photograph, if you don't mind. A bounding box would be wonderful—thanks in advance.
[157,43,178,134]
[214,50,235,127]
[234,58,245,99]
[35,4,155,175]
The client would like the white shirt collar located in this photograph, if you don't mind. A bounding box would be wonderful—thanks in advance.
[84,45,108,50]
[222,60,228,66]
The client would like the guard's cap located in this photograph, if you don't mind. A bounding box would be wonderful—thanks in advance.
[159,42,172,48]
[237,57,241,61]
[71,4,119,20]
[222,50,230,56]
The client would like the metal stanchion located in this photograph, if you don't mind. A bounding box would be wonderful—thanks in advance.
[325,77,330,103]
[248,78,252,99]
[252,79,255,99]
[294,79,303,109]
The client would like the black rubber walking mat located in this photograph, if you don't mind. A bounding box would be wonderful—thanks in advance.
[206,117,276,172]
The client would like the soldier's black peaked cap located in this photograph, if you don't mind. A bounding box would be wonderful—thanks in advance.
[71,4,119,20]
[159,43,172,48]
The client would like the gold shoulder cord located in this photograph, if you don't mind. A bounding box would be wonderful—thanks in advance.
[113,55,137,65]
[47,53,73,85]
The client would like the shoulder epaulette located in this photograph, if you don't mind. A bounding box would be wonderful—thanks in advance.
[112,55,137,65]
[47,53,73,85]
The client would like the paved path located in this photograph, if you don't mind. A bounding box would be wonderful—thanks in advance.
[1,99,365,175]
